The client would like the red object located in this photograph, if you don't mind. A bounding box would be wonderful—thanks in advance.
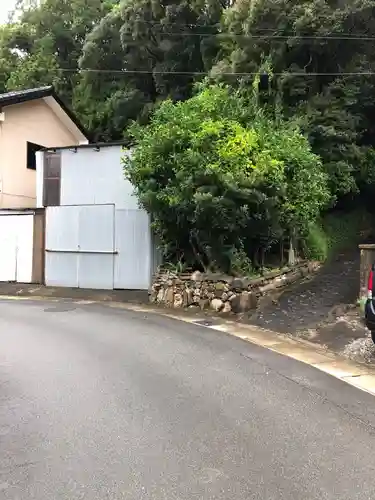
[368,269,373,297]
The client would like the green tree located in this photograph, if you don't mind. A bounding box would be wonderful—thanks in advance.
[73,4,142,141]
[214,0,375,199]
[124,84,329,272]
[0,26,18,92]
[4,0,112,101]
[74,0,230,140]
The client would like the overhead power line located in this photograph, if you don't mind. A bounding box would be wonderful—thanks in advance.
[59,68,375,76]
[123,20,375,38]
[121,31,375,41]
[32,23,375,41]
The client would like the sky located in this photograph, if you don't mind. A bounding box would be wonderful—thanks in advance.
[0,0,16,24]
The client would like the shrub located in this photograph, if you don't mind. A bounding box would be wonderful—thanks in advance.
[304,222,329,261]
[124,84,330,273]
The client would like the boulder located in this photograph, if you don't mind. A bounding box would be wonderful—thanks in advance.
[199,298,210,310]
[230,291,258,313]
[173,293,183,308]
[222,301,232,314]
[215,282,226,291]
[210,298,224,312]
[191,270,203,281]
[157,288,165,302]
[165,287,174,306]
[232,278,244,291]
[183,288,193,306]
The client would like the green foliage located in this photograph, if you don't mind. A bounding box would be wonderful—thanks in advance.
[214,0,375,200]
[324,209,373,253]
[124,84,329,273]
[2,0,375,272]
[304,222,329,261]
[305,209,374,262]
[1,0,113,107]
[0,26,17,92]
[0,0,230,140]
[6,48,62,90]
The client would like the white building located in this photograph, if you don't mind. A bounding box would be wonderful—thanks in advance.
[35,142,160,290]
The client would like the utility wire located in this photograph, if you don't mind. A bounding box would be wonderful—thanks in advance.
[122,20,375,38]
[30,24,375,40]
[58,68,375,76]
[121,32,375,41]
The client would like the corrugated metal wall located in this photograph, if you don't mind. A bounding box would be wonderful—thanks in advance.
[44,146,157,290]
[60,147,138,209]
[45,204,116,289]
[114,209,151,290]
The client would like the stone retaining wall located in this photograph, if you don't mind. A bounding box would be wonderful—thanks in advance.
[150,261,321,314]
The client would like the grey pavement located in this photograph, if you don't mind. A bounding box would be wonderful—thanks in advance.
[1,299,375,499]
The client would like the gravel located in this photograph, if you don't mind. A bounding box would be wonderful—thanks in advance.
[343,336,375,364]
[249,251,359,332]
[246,250,375,364]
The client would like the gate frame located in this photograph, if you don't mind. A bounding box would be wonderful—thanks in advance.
[0,208,45,284]
[45,203,117,289]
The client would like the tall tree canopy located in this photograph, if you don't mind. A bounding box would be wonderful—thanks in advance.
[214,0,375,199]
[4,0,112,99]
[74,0,231,139]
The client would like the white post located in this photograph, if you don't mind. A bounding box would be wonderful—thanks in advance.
[35,151,44,208]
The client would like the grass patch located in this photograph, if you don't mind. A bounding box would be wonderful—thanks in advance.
[305,209,375,262]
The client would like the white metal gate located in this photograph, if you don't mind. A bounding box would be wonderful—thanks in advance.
[45,204,116,289]
[0,214,34,283]
[114,209,152,290]
[45,204,153,290]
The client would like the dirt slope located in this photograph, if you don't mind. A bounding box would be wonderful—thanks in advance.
[249,250,360,335]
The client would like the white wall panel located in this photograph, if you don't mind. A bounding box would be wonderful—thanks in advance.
[0,221,16,281]
[78,254,114,290]
[43,145,155,290]
[45,253,78,287]
[60,147,139,210]
[114,209,151,290]
[0,214,34,283]
[15,215,34,283]
[78,204,114,252]
[35,151,44,208]
[45,204,115,289]
[46,205,79,251]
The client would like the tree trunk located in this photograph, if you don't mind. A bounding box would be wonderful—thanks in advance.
[288,238,295,266]
[280,240,284,266]
[288,228,298,266]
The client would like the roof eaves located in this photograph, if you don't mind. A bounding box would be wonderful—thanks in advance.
[41,140,132,152]
[0,86,90,141]
[0,86,53,108]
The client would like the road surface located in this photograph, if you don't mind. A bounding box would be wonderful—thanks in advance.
[1,299,375,499]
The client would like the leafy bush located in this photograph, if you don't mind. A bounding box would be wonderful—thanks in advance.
[124,84,330,273]
[304,222,329,262]
[304,209,375,262]
[324,209,374,254]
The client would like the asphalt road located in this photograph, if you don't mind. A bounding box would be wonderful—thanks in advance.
[2,300,375,499]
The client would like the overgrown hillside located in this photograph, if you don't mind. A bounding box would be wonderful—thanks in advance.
[2,0,375,273]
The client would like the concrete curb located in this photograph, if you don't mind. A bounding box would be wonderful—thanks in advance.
[2,294,375,397]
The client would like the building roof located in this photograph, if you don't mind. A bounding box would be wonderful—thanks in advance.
[0,86,55,106]
[42,140,131,152]
[0,86,89,140]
